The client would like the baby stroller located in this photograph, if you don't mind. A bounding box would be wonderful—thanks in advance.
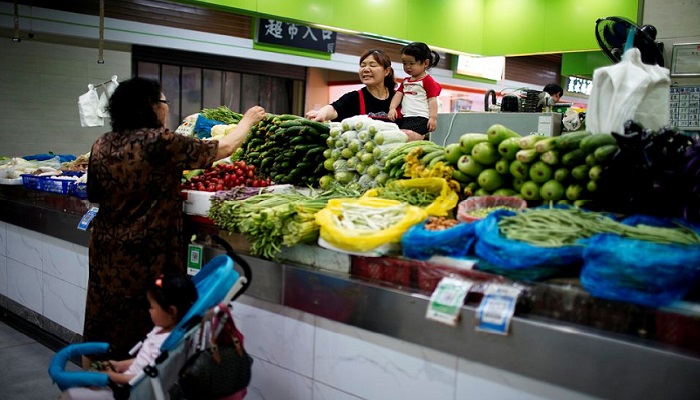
[49,235,252,400]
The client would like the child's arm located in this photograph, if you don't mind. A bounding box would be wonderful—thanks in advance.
[427,97,438,132]
[106,370,137,386]
[388,92,403,121]
[108,358,134,373]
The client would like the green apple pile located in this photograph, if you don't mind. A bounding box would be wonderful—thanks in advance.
[443,124,618,204]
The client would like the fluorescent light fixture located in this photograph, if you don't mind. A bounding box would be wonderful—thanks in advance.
[456,54,506,81]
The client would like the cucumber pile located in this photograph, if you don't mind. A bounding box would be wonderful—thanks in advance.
[444,124,618,204]
[232,114,330,187]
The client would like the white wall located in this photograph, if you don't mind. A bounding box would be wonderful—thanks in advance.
[643,0,700,85]
[0,39,130,157]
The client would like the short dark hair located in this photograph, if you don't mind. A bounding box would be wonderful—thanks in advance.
[401,42,440,69]
[360,49,396,91]
[148,274,198,322]
[543,83,564,97]
[107,77,164,132]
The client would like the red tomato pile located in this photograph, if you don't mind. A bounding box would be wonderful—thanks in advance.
[181,161,272,192]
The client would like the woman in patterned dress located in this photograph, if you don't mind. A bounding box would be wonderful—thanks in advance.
[84,77,265,361]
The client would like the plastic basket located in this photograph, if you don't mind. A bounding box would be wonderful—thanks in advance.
[70,182,87,199]
[457,196,527,223]
[21,174,42,190]
[39,177,73,195]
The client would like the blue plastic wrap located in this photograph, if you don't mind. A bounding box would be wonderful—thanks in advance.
[473,209,584,280]
[193,115,225,139]
[580,216,700,307]
[401,219,475,260]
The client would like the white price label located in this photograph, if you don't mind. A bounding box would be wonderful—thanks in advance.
[426,277,473,327]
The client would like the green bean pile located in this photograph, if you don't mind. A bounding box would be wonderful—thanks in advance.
[374,183,439,207]
[498,208,700,247]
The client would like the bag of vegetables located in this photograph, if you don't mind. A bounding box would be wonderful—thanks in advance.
[315,197,427,254]
[362,177,459,217]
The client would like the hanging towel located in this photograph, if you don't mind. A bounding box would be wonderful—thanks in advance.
[78,84,103,127]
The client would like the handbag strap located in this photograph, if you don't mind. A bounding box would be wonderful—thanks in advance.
[210,303,245,357]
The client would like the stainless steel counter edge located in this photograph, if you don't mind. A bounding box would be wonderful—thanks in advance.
[3,196,700,399]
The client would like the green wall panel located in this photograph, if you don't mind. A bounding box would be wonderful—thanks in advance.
[188,0,258,13]
[256,0,334,22]
[543,1,638,53]
[483,0,546,56]
[407,0,484,55]
[186,0,639,57]
[333,0,407,41]
[561,51,612,78]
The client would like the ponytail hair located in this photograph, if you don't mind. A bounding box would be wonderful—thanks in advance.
[401,42,440,69]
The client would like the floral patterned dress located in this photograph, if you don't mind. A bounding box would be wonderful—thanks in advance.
[84,127,217,356]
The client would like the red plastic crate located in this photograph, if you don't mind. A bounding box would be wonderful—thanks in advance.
[351,256,414,287]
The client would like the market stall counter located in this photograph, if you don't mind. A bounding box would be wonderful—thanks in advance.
[1,186,699,400]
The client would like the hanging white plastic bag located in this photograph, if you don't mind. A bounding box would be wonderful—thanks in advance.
[587,48,670,134]
[78,84,103,127]
[97,75,119,118]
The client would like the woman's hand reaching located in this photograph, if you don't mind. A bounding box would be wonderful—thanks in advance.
[239,106,266,128]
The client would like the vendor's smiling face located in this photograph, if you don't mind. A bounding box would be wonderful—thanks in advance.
[358,54,389,86]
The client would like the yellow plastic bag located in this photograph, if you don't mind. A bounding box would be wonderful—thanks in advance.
[315,197,428,253]
[363,178,459,217]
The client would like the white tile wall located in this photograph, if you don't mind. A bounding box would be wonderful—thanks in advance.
[313,382,364,400]
[2,223,88,333]
[0,221,6,256]
[314,317,457,400]
[6,257,43,314]
[6,224,43,270]
[0,221,6,298]
[0,250,6,298]
[42,235,89,289]
[43,274,86,334]
[245,358,313,400]
[233,300,315,378]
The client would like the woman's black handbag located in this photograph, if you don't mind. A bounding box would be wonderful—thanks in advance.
[178,303,253,399]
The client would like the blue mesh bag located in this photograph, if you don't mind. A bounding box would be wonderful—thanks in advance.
[580,216,700,307]
[401,219,476,260]
[473,209,584,280]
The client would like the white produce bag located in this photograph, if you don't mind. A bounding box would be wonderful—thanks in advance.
[78,84,103,127]
[97,76,119,118]
[586,48,670,134]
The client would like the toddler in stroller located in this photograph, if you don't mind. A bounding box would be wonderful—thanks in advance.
[49,236,252,400]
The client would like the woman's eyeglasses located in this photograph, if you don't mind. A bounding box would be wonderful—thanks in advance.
[158,99,170,105]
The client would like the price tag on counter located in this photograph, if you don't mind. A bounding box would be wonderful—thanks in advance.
[426,277,473,326]
[187,243,203,276]
[475,285,522,335]
[77,207,99,231]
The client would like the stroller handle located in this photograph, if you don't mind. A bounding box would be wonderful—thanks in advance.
[48,342,110,391]
[211,234,252,302]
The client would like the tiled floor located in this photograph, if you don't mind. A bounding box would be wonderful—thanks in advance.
[0,318,77,400]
